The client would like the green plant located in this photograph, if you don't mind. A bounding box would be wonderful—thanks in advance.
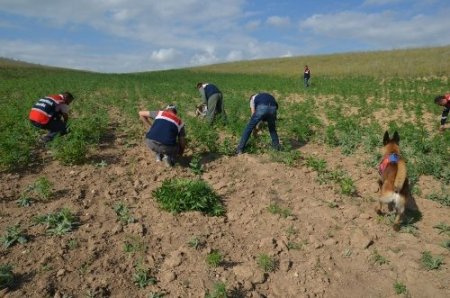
[421,251,443,270]
[187,236,205,250]
[257,254,277,273]
[148,292,166,298]
[123,236,146,255]
[34,208,79,236]
[113,202,135,225]
[189,154,204,175]
[32,177,53,200]
[133,266,156,289]
[153,178,225,216]
[393,281,407,295]
[267,202,292,218]
[16,196,32,207]
[371,250,389,265]
[1,225,28,248]
[305,156,327,172]
[426,193,450,207]
[287,241,305,251]
[0,264,14,289]
[67,238,79,250]
[441,240,450,251]
[433,223,450,236]
[206,250,223,268]
[205,282,227,298]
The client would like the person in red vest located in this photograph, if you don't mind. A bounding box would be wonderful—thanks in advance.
[303,65,311,87]
[434,94,450,131]
[28,92,74,143]
[139,104,186,167]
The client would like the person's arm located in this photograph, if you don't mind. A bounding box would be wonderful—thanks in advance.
[139,111,155,127]
[440,106,449,131]
[199,87,208,105]
[250,96,256,115]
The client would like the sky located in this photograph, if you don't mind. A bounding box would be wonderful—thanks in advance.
[0,0,449,73]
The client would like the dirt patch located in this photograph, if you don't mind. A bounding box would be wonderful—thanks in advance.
[1,125,449,297]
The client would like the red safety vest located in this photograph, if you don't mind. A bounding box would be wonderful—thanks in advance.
[29,94,65,125]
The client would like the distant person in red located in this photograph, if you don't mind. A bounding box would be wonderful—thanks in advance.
[434,94,450,131]
[303,65,311,87]
[29,92,74,143]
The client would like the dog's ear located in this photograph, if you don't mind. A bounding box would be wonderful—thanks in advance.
[383,131,390,145]
[393,131,400,144]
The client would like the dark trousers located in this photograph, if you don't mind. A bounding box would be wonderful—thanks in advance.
[31,117,67,142]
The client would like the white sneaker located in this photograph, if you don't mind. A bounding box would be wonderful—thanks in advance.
[155,153,163,162]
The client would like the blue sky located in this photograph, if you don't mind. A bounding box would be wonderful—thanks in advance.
[0,0,449,73]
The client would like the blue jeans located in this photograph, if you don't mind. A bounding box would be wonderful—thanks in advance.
[304,77,310,87]
[237,105,279,152]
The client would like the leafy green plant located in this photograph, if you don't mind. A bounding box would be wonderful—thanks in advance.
[34,208,79,236]
[67,238,79,250]
[153,178,225,216]
[267,202,292,218]
[1,225,28,248]
[371,250,389,265]
[189,154,204,175]
[257,254,277,273]
[393,281,407,295]
[206,250,223,268]
[426,193,450,207]
[305,156,327,172]
[441,240,450,251]
[433,223,450,236]
[133,266,156,289]
[123,236,146,255]
[0,264,14,289]
[113,202,135,225]
[187,236,205,250]
[205,282,227,298]
[421,251,443,270]
[16,196,32,207]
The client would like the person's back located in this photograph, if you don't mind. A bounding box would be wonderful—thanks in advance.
[196,82,226,124]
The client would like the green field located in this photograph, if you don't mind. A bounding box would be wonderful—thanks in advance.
[1,46,449,185]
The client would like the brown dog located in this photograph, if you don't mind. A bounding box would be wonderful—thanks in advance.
[376,131,410,231]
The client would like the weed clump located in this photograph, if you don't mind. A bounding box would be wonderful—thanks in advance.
[0,264,14,289]
[257,254,277,273]
[153,178,225,216]
[421,251,443,270]
[205,282,227,298]
[34,208,79,236]
[1,225,28,248]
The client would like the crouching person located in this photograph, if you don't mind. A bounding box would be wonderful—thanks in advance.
[28,92,74,143]
[139,104,186,167]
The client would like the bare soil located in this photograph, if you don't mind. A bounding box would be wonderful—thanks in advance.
[1,122,449,298]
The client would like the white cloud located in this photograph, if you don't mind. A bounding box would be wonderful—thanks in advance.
[245,20,261,31]
[150,48,179,63]
[266,16,290,27]
[226,50,243,61]
[300,11,450,48]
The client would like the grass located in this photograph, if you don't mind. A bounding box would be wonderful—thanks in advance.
[16,196,32,207]
[441,240,450,251]
[187,236,205,250]
[421,251,443,270]
[153,178,225,216]
[189,154,204,175]
[33,208,79,236]
[206,250,223,268]
[1,225,28,248]
[257,254,277,273]
[20,177,53,202]
[123,235,147,255]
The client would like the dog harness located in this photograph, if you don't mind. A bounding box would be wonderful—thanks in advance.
[378,153,399,175]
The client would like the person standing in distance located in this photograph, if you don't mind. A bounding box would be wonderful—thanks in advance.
[304,65,311,87]
[236,92,280,154]
[196,82,226,125]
